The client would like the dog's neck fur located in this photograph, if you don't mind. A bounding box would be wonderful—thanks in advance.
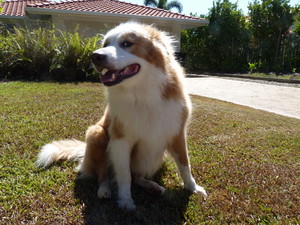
[106,66,169,108]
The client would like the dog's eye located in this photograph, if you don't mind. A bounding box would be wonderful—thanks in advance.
[121,41,133,48]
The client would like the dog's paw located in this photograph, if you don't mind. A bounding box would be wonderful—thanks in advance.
[193,185,208,199]
[97,185,111,199]
[150,183,166,195]
[185,183,208,199]
[117,198,136,211]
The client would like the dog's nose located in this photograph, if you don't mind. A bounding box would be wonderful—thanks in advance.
[90,53,107,64]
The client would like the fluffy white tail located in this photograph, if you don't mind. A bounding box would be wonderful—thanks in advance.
[36,139,86,168]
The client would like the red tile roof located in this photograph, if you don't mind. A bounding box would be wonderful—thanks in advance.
[1,0,206,22]
[0,0,48,17]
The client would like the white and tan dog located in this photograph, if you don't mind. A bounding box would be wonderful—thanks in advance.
[37,22,207,210]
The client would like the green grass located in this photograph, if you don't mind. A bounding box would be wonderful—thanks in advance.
[246,73,300,81]
[1,82,299,224]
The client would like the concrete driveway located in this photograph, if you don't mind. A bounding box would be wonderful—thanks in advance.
[185,76,300,120]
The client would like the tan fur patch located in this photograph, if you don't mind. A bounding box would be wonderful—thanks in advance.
[170,132,189,166]
[81,107,111,182]
[162,72,184,101]
[83,124,109,182]
[120,31,166,71]
[181,106,190,128]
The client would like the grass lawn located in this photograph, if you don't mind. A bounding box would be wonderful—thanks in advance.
[250,73,300,80]
[1,82,299,224]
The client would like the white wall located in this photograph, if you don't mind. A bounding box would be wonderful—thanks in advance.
[51,14,183,51]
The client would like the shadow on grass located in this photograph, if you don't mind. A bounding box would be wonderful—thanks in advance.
[74,167,193,225]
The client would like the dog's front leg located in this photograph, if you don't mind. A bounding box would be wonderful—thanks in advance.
[168,131,207,198]
[109,139,136,210]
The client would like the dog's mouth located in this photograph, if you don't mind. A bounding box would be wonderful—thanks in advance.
[100,64,140,86]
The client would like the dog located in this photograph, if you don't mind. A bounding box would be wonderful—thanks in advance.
[37,22,207,210]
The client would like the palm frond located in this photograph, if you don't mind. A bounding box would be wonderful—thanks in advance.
[166,0,183,13]
[157,0,167,9]
[144,0,158,7]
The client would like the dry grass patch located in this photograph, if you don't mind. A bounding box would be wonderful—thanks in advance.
[0,82,299,224]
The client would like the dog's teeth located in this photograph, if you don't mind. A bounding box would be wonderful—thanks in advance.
[102,68,109,75]
[112,74,116,80]
[124,67,130,74]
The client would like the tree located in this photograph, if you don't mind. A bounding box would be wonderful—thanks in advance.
[248,0,294,72]
[144,0,183,13]
[293,5,300,35]
[284,5,300,72]
[181,0,298,73]
[208,0,249,71]
[182,0,249,72]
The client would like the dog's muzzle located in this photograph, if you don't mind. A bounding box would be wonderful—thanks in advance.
[91,53,140,86]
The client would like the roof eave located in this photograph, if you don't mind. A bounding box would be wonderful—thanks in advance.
[25,7,208,28]
[0,15,26,19]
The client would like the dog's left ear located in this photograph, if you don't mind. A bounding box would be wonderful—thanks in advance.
[154,31,175,57]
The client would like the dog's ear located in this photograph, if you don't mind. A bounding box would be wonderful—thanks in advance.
[148,27,175,58]
[158,33,176,57]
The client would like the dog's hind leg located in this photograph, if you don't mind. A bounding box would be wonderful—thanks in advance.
[134,176,165,195]
[82,120,111,199]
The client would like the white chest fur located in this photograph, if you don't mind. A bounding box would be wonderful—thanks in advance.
[107,82,187,177]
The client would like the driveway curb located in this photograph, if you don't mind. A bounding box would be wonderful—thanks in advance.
[187,73,300,84]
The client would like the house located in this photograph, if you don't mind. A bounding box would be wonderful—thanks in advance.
[0,0,208,51]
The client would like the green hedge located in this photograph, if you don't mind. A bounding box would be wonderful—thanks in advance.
[0,27,102,81]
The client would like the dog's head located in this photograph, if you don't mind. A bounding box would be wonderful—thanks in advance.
[91,22,175,87]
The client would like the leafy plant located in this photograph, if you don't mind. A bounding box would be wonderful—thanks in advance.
[51,28,101,81]
[248,61,264,73]
[0,26,102,81]
[12,27,57,80]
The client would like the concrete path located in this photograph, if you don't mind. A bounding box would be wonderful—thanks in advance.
[185,76,300,120]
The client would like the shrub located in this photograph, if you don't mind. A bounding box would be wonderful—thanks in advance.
[51,28,102,81]
[248,61,265,73]
[0,26,102,81]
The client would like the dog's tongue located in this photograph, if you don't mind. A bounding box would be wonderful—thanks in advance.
[100,64,140,86]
